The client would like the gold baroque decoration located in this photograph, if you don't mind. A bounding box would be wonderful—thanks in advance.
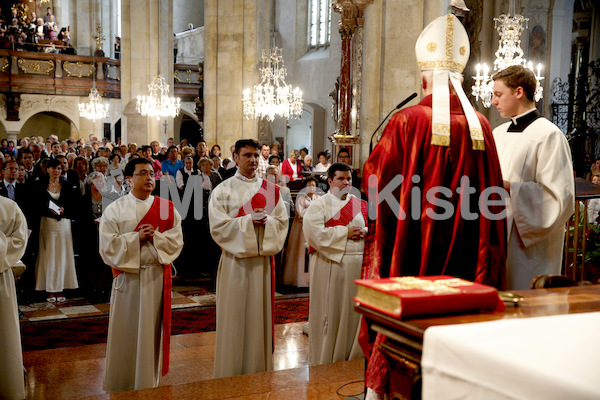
[418,60,465,72]
[427,42,437,52]
[174,70,198,84]
[63,61,95,78]
[106,65,120,81]
[459,46,466,56]
[17,58,55,76]
[339,24,355,40]
[445,14,454,61]
[0,57,9,73]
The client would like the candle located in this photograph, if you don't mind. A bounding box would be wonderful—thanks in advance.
[476,63,481,79]
[537,63,542,78]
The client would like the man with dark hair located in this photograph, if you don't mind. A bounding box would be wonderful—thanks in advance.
[209,138,289,378]
[0,160,21,201]
[99,157,183,392]
[336,148,360,190]
[491,64,574,289]
[49,141,62,160]
[303,162,367,365]
[17,149,35,182]
[150,140,164,162]
[160,146,183,177]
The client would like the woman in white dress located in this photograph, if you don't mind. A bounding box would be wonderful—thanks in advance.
[283,177,321,287]
[34,159,79,302]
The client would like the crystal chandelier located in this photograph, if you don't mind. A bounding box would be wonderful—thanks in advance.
[242,47,303,121]
[79,87,109,122]
[136,75,181,121]
[79,58,109,122]
[471,3,544,108]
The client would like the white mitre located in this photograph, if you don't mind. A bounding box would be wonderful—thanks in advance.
[415,14,484,151]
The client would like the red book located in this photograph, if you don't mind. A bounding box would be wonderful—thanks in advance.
[354,275,504,319]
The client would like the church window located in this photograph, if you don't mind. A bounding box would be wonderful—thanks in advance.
[308,0,331,48]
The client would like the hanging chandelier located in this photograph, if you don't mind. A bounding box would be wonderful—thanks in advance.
[79,87,109,122]
[136,75,181,121]
[79,56,108,122]
[471,3,544,108]
[242,47,303,121]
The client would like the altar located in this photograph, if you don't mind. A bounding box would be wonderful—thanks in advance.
[355,285,600,400]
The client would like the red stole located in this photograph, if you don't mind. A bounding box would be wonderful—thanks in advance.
[234,179,280,352]
[111,196,175,376]
[308,195,368,254]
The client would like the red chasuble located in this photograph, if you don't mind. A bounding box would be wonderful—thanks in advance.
[111,196,175,376]
[234,179,280,351]
[361,94,507,393]
[308,195,368,254]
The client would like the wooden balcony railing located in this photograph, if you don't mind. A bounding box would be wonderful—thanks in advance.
[0,50,202,101]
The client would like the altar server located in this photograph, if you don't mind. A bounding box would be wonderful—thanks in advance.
[99,158,183,393]
[209,139,289,379]
[303,163,367,365]
[492,65,574,290]
[0,196,28,400]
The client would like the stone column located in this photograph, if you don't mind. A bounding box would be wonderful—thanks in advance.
[120,0,174,146]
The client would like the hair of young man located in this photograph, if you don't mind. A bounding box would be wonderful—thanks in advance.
[328,162,352,180]
[337,148,350,157]
[492,65,537,102]
[235,139,260,155]
[18,148,33,160]
[2,159,18,170]
[124,158,153,177]
[167,145,178,154]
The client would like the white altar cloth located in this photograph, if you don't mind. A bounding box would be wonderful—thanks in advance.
[422,311,600,400]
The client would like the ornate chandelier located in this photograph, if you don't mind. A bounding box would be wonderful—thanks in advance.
[242,47,303,121]
[79,86,109,122]
[137,75,181,121]
[472,4,544,108]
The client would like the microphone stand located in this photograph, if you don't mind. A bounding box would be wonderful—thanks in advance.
[369,93,418,153]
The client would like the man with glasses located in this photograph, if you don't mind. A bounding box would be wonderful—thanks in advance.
[99,158,183,393]
[336,148,360,190]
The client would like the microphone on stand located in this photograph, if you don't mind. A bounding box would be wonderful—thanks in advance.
[369,93,418,153]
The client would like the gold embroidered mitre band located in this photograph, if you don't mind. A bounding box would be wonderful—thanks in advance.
[415,14,485,151]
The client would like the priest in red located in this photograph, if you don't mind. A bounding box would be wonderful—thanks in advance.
[360,14,507,399]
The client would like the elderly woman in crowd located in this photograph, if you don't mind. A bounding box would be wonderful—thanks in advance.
[176,156,198,190]
[281,149,303,182]
[33,159,80,303]
[283,177,321,287]
[91,156,109,175]
[303,155,313,172]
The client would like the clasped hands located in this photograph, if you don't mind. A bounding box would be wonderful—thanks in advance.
[251,208,267,226]
[138,224,155,243]
[347,226,366,241]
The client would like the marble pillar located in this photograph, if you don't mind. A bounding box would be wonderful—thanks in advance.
[121,0,174,146]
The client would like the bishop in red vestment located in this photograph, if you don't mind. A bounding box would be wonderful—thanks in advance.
[360,14,507,398]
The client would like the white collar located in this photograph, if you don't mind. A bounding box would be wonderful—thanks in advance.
[129,192,153,203]
[510,108,537,124]
[235,171,258,182]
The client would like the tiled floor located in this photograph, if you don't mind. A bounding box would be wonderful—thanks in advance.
[23,322,366,399]
[18,277,309,322]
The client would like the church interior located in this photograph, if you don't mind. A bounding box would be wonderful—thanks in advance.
[1,0,600,399]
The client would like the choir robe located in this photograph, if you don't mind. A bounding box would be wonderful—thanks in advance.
[99,193,183,393]
[361,94,507,395]
[209,173,289,379]
[493,110,574,290]
[303,193,365,366]
[0,197,28,400]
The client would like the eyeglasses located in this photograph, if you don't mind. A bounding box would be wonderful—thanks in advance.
[133,171,156,177]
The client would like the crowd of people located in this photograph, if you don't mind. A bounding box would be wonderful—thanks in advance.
[0,7,74,53]
[0,133,338,304]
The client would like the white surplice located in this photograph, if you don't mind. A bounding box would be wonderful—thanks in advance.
[283,194,317,287]
[209,172,289,379]
[99,193,183,393]
[493,116,575,290]
[0,197,28,400]
[302,193,365,366]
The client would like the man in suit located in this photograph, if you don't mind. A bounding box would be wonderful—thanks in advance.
[0,160,22,201]
[17,149,36,183]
